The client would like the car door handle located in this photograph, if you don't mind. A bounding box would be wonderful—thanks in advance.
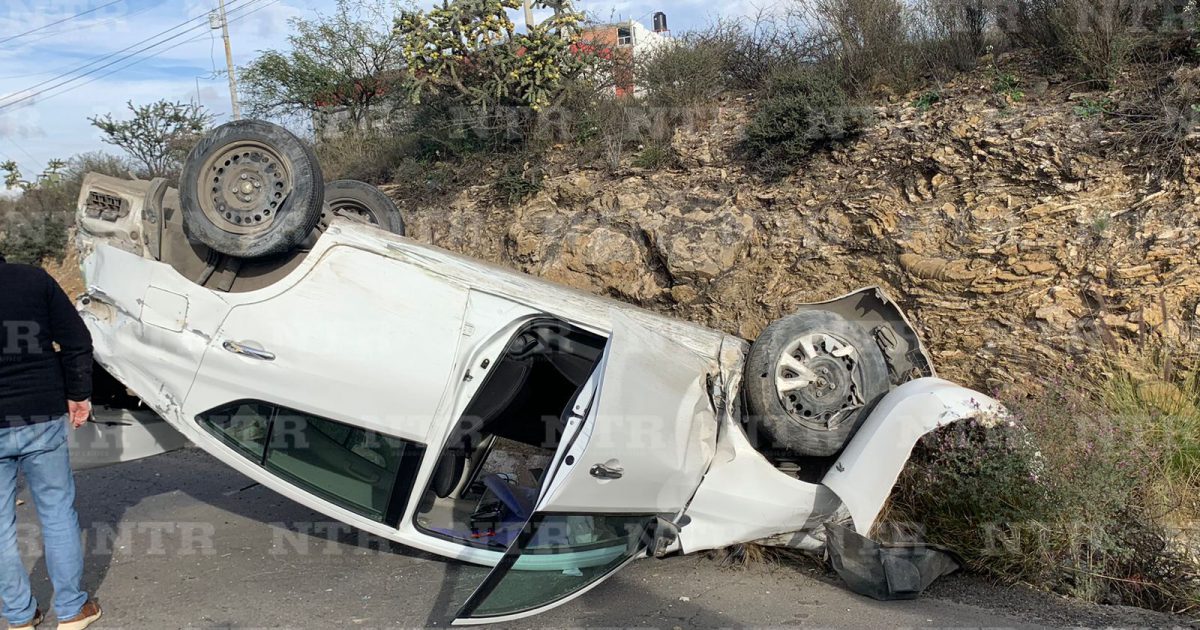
[589,462,623,480]
[222,340,276,361]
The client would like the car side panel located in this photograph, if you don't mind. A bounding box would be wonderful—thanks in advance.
[184,244,470,447]
[80,245,231,425]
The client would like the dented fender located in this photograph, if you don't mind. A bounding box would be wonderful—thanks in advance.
[821,377,1006,534]
[678,377,1003,554]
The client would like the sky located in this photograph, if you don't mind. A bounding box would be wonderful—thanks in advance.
[0,0,777,182]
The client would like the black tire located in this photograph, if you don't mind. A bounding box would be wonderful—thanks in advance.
[180,120,324,259]
[317,180,405,236]
[745,310,890,457]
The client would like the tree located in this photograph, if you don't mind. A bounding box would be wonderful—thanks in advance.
[1,159,70,190]
[0,156,87,263]
[1,160,23,190]
[88,100,213,178]
[239,0,409,129]
[397,0,591,112]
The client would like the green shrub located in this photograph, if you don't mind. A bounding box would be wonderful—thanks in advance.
[1074,97,1113,118]
[743,69,871,175]
[0,152,132,264]
[802,0,916,95]
[492,163,544,206]
[0,214,68,264]
[912,90,942,111]
[636,38,728,106]
[631,143,677,170]
[679,15,821,91]
[912,0,990,72]
[888,362,1200,612]
[1000,0,1155,87]
[992,68,1025,100]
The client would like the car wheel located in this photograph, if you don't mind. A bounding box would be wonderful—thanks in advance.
[316,180,405,236]
[180,120,324,259]
[745,310,890,458]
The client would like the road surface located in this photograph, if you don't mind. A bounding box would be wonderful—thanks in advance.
[10,448,1193,628]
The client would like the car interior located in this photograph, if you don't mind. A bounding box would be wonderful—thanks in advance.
[414,318,607,550]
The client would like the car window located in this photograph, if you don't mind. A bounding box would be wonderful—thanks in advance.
[199,401,274,461]
[198,402,425,525]
[267,410,417,522]
[460,514,654,620]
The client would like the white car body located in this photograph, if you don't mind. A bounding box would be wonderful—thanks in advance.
[73,173,1004,624]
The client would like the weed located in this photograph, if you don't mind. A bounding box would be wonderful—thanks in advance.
[1074,97,1114,118]
[992,69,1025,101]
[631,143,677,170]
[913,90,942,111]
[314,129,413,183]
[889,354,1200,612]
[492,164,544,206]
[636,38,728,106]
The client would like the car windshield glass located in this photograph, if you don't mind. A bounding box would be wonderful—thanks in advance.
[461,514,653,620]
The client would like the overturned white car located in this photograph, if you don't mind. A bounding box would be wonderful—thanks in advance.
[73,120,1003,624]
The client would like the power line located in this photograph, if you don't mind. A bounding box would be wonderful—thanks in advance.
[3,138,38,163]
[0,2,169,81]
[0,0,264,112]
[0,0,127,46]
[0,0,258,105]
[0,2,164,80]
[5,1,163,55]
[14,1,279,111]
[0,0,275,174]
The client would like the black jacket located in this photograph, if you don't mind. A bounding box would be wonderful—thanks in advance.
[0,254,93,425]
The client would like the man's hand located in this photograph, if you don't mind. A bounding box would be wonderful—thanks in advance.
[68,399,92,429]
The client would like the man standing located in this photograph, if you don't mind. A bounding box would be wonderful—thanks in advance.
[0,252,102,630]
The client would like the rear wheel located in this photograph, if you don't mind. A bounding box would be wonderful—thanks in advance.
[316,180,405,236]
[180,120,324,259]
[745,310,890,457]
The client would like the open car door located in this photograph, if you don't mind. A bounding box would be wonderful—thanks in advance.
[451,311,718,625]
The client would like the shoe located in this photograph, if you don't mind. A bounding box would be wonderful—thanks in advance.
[11,608,43,628]
[55,600,100,630]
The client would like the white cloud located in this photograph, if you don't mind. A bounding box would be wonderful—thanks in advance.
[0,115,45,141]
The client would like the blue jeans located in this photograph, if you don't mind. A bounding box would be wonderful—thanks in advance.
[0,418,85,624]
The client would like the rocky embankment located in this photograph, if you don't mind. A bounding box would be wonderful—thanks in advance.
[390,67,1200,391]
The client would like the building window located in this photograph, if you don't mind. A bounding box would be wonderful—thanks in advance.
[199,402,425,525]
[617,26,632,46]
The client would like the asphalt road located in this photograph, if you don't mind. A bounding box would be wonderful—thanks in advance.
[8,448,1193,628]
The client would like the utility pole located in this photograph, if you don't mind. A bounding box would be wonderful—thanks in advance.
[522,0,535,32]
[212,0,241,119]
